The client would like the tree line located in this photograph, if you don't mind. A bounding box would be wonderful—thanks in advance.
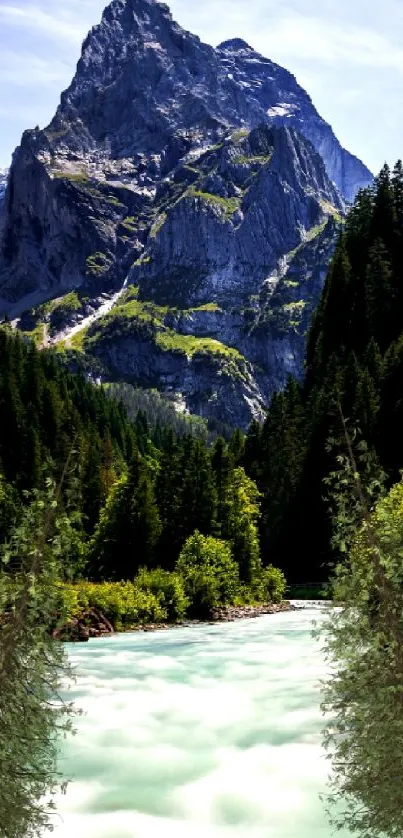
[0,327,284,604]
[242,161,403,581]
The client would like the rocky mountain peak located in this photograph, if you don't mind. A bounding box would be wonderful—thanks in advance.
[37,0,371,201]
[0,0,374,427]
[217,38,254,53]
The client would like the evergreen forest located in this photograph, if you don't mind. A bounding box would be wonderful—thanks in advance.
[243,162,403,581]
[1,162,403,623]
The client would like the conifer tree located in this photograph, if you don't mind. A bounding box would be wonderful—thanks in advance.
[365,240,394,349]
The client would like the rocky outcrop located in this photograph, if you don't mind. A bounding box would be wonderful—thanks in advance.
[0,170,7,219]
[53,607,114,642]
[216,39,372,202]
[0,0,370,308]
[0,0,373,427]
[132,125,343,306]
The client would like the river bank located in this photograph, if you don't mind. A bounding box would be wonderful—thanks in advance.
[61,601,295,642]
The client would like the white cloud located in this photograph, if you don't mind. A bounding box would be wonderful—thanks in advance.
[0,50,70,86]
[250,15,403,73]
[0,4,86,44]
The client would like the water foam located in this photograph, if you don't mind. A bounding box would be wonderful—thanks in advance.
[48,609,346,837]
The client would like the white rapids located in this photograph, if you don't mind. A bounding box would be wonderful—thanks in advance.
[48,608,348,838]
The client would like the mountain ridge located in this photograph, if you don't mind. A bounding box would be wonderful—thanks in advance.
[0,0,372,427]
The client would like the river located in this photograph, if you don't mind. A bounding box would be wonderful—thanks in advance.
[49,606,347,838]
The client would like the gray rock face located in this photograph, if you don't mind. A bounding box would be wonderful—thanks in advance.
[0,0,372,426]
[78,124,340,428]
[132,125,342,307]
[216,39,372,202]
[0,169,8,220]
[90,324,268,429]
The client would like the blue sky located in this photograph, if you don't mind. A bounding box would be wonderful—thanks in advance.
[0,0,402,172]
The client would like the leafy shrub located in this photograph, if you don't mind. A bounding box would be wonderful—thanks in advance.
[57,580,164,628]
[258,565,287,603]
[176,531,239,618]
[134,568,188,621]
[181,569,220,619]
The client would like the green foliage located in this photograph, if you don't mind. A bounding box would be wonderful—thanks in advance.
[88,457,161,581]
[89,291,243,371]
[37,291,81,319]
[286,583,329,600]
[230,129,250,142]
[52,170,89,184]
[26,292,83,339]
[191,302,221,312]
[0,473,20,544]
[0,482,77,838]
[304,218,329,243]
[156,328,245,364]
[223,467,262,584]
[103,194,125,207]
[176,531,239,618]
[322,471,403,838]
[106,383,209,442]
[150,212,167,238]
[85,251,113,276]
[187,189,240,218]
[0,327,136,529]
[254,565,287,603]
[318,198,343,221]
[120,216,138,232]
[232,153,272,166]
[20,322,46,347]
[134,568,188,621]
[58,579,165,628]
[0,330,288,626]
[101,293,167,325]
[65,328,88,352]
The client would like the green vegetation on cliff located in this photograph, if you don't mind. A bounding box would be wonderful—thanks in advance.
[187,189,240,218]
[80,286,246,373]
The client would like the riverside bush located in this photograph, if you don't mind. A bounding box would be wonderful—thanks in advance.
[254,565,287,603]
[134,568,188,621]
[57,555,285,629]
[0,484,77,838]
[57,580,165,628]
[176,531,240,618]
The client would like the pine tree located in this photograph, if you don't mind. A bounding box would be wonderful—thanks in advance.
[365,240,394,349]
[129,464,161,569]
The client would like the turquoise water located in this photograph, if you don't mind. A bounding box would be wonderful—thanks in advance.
[50,608,346,838]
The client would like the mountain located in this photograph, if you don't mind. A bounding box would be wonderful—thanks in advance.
[0,0,373,427]
[0,169,8,217]
[216,38,371,203]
